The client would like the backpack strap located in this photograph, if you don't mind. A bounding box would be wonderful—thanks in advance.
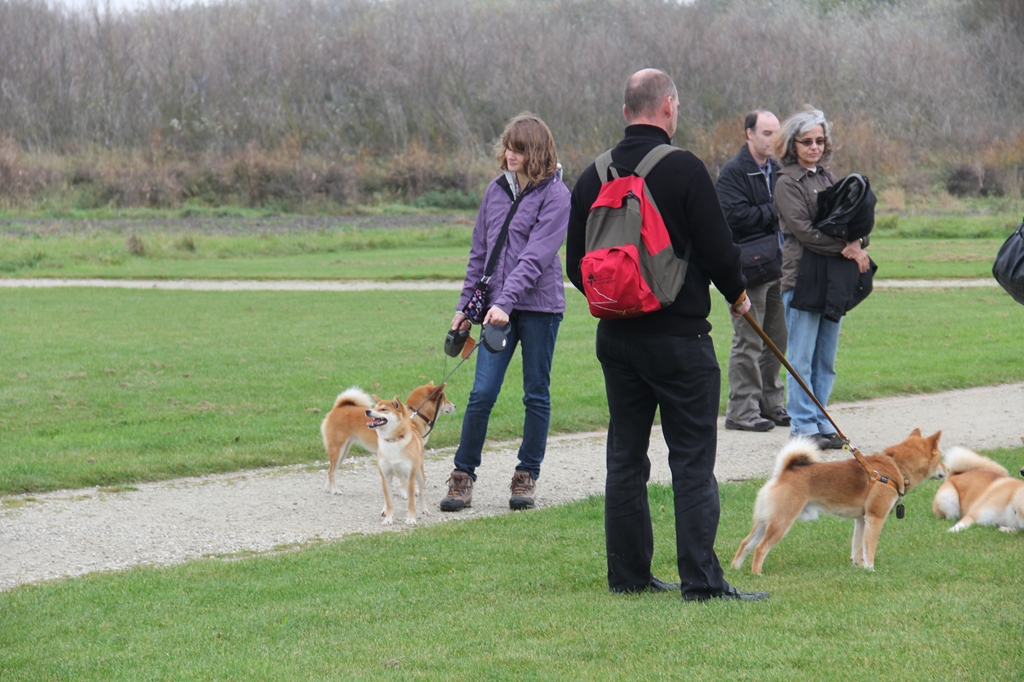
[595,144,679,183]
[595,150,615,184]
[632,144,679,178]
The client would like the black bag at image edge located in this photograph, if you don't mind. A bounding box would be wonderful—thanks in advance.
[993,217,1024,306]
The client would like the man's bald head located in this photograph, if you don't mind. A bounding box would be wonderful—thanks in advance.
[623,69,678,122]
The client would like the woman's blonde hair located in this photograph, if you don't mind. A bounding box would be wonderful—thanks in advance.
[773,106,833,166]
[494,113,559,185]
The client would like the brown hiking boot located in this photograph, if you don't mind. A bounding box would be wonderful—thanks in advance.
[509,470,537,510]
[440,470,473,512]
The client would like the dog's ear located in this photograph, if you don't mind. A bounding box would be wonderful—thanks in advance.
[438,382,447,391]
[910,428,922,437]
[391,397,403,412]
[371,394,380,403]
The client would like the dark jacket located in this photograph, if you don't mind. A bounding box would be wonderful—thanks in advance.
[567,125,745,337]
[812,173,876,242]
[782,168,877,321]
[715,144,780,243]
[790,250,877,322]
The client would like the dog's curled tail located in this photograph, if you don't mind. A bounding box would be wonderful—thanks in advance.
[773,436,823,478]
[332,386,374,410]
[944,446,1007,476]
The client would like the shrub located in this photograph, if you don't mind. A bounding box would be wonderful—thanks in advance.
[126,234,146,256]
[946,164,984,197]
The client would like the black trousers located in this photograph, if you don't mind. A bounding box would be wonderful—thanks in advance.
[596,325,728,598]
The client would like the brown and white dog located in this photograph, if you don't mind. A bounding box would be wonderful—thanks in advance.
[365,395,428,526]
[732,429,945,574]
[933,446,1024,533]
[321,382,455,495]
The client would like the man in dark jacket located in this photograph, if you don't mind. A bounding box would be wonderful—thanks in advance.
[566,68,767,602]
[716,110,789,432]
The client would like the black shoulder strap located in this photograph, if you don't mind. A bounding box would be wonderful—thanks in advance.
[482,182,532,281]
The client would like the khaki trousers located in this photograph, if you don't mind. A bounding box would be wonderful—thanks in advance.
[726,278,787,422]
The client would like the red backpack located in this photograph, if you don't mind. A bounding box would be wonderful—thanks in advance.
[581,144,691,318]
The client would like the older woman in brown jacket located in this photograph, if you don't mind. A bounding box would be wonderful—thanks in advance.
[773,107,870,450]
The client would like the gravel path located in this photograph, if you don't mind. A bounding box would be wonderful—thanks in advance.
[3,382,1022,592]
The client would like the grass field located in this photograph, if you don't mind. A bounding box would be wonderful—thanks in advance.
[1,471,1022,681]
[1,216,1019,280]
[2,213,1023,680]
[2,286,1022,495]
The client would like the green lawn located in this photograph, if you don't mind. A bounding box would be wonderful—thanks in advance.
[2,286,1022,495]
[0,219,1015,280]
[1,471,1022,681]
[2,214,1024,680]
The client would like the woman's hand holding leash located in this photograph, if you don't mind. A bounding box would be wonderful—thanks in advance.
[482,306,509,328]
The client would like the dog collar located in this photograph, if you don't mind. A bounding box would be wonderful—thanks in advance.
[381,435,405,443]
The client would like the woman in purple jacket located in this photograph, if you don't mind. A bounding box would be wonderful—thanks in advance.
[440,113,570,513]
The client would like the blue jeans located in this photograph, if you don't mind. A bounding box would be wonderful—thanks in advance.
[782,289,842,437]
[453,311,562,480]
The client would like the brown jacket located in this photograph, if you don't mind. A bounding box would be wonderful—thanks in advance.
[774,163,845,292]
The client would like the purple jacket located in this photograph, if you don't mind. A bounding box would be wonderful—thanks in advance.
[458,172,570,315]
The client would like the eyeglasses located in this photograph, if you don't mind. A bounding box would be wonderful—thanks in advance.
[795,137,826,148]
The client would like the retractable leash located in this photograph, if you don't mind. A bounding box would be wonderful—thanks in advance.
[739,301,908,518]
[408,336,479,439]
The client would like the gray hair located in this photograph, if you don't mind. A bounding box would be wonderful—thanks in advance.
[623,69,677,121]
[774,107,833,166]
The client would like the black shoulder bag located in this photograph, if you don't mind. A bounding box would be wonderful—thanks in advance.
[737,232,782,288]
[993,216,1024,305]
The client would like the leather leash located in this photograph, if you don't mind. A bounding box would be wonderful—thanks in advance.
[738,301,907,500]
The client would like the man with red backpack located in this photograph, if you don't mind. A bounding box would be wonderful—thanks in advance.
[566,68,767,601]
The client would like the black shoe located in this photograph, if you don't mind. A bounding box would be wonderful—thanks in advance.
[682,584,769,602]
[649,576,681,592]
[724,418,775,432]
[816,432,846,450]
[760,408,791,427]
[610,576,681,594]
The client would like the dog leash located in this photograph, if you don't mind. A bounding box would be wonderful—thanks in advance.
[408,337,479,438]
[738,299,908,506]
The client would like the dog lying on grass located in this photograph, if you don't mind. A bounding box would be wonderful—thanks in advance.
[933,446,1024,533]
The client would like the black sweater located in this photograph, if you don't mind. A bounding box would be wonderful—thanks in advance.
[566,125,745,337]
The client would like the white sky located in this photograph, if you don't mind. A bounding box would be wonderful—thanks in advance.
[51,0,206,14]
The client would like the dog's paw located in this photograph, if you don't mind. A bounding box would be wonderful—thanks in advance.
[382,516,394,526]
[949,521,969,532]
[998,526,1020,534]
[405,517,417,526]
[421,508,430,517]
